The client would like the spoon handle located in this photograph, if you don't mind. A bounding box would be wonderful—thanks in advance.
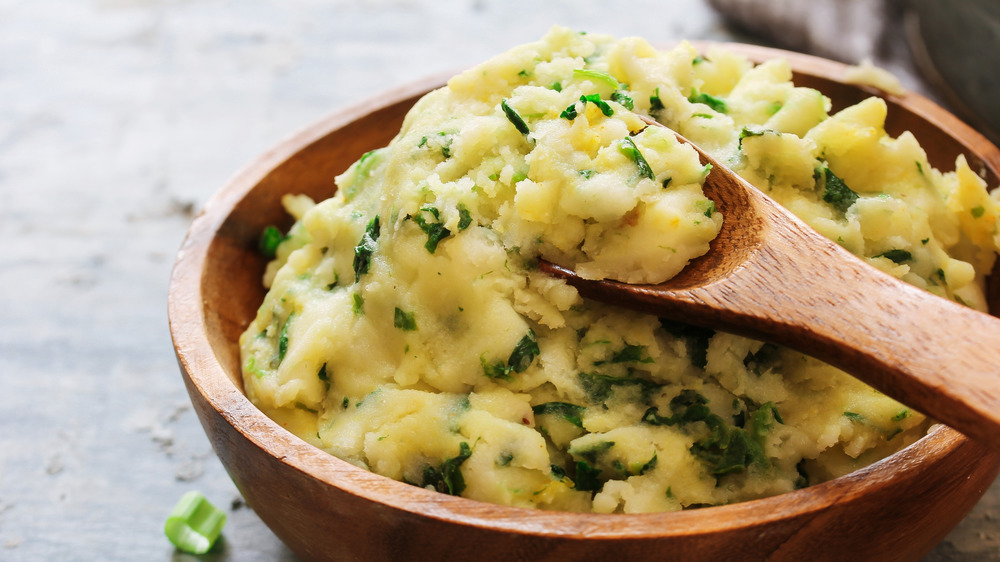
[619,195,1000,448]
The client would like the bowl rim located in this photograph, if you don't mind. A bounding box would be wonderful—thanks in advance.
[168,41,1000,539]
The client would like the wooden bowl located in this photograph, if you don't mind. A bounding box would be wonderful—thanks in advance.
[169,44,1000,561]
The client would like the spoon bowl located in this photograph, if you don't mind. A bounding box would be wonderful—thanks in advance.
[543,118,1000,448]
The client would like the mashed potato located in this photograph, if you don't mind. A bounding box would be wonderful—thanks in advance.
[239,27,1000,513]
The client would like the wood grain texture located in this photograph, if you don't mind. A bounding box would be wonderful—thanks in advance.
[168,44,1000,561]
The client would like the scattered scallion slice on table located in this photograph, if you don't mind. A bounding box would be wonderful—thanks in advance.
[164,491,227,554]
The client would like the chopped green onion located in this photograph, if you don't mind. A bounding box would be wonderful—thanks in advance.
[560,94,614,120]
[617,137,654,181]
[501,98,530,135]
[611,90,634,110]
[649,88,665,112]
[972,205,986,218]
[164,491,226,555]
[258,225,284,258]
[572,68,621,89]
[688,91,728,114]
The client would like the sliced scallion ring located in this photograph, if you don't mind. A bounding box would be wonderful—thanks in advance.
[164,491,227,554]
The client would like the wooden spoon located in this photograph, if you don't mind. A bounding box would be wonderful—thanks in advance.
[542,118,1000,447]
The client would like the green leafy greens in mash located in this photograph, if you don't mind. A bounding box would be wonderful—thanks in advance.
[241,27,1000,513]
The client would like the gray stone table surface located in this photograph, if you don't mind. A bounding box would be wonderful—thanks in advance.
[1,0,997,560]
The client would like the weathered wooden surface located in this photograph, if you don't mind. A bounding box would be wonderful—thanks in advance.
[1,0,997,560]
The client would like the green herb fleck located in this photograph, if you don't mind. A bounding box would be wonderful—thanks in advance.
[579,169,597,179]
[820,165,859,214]
[394,307,417,331]
[352,292,364,316]
[411,206,452,254]
[497,452,514,467]
[972,205,986,218]
[696,199,716,218]
[843,411,864,422]
[353,215,380,282]
[278,313,294,363]
[876,249,912,264]
[457,204,473,230]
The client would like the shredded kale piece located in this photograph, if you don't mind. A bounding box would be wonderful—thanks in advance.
[411,206,452,253]
[497,452,514,467]
[258,225,285,258]
[353,215,380,282]
[533,402,586,428]
[819,165,859,214]
[317,363,329,383]
[643,393,777,476]
[617,137,655,181]
[594,344,654,365]
[579,372,662,403]
[481,330,539,380]
[876,249,913,264]
[501,98,530,135]
[421,442,472,496]
[508,330,540,373]
[393,307,417,331]
[573,460,603,491]
[659,319,714,369]
[688,91,728,114]
[742,343,781,375]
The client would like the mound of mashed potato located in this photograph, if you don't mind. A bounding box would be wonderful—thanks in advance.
[240,27,1000,513]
